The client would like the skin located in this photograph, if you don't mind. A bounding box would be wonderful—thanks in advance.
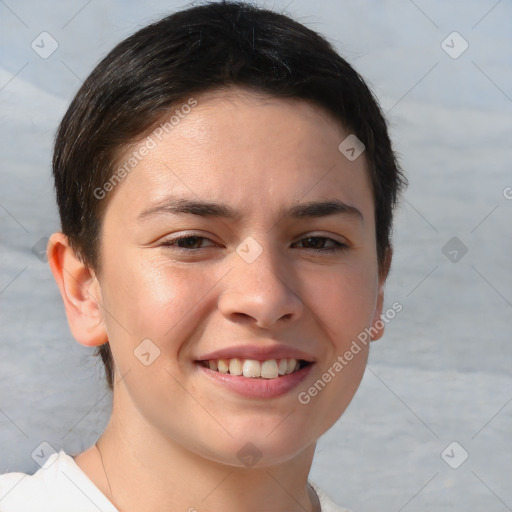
[49,88,390,512]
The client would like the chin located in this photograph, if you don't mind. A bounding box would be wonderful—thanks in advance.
[189,423,318,469]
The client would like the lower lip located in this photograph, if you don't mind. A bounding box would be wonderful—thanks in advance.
[196,363,314,399]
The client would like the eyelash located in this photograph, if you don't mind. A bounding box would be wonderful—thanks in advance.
[161,235,348,253]
[293,236,348,253]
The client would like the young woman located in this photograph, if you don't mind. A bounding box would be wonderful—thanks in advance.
[0,2,405,511]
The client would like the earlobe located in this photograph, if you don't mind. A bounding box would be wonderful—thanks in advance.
[48,232,108,347]
[370,247,393,342]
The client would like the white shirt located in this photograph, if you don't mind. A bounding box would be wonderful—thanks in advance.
[0,451,350,512]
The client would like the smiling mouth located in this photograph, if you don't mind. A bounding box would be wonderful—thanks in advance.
[197,358,311,379]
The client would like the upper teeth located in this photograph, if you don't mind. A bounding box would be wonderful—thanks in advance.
[204,358,301,379]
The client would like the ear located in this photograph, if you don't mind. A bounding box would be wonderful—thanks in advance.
[48,232,108,347]
[369,247,392,342]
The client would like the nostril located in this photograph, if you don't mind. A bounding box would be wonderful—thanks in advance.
[228,312,256,325]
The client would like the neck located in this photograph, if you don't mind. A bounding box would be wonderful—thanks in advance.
[78,392,320,512]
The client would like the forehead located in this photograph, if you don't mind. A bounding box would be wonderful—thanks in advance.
[105,88,373,225]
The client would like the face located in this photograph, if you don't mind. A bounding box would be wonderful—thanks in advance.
[93,88,386,467]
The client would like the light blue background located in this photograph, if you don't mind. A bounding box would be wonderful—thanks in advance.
[1,1,511,510]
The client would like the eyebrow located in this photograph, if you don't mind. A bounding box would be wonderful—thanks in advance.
[138,198,242,222]
[137,197,363,223]
[286,200,363,221]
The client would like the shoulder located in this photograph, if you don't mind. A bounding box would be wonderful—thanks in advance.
[0,450,118,512]
[309,480,353,512]
[1,455,349,512]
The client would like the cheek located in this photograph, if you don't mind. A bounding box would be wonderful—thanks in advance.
[100,254,218,357]
[302,260,379,342]
[297,264,377,432]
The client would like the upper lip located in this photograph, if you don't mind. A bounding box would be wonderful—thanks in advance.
[195,344,316,363]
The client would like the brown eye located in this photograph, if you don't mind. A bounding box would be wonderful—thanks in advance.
[301,237,327,249]
[292,236,348,253]
[161,235,216,250]
[176,236,204,249]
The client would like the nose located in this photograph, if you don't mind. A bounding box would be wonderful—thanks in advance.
[218,243,304,329]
